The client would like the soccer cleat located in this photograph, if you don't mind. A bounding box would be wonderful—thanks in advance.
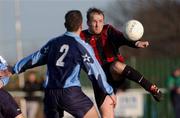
[150,84,163,102]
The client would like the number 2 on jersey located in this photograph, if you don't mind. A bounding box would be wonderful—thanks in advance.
[56,44,69,67]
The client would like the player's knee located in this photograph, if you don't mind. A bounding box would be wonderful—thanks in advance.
[110,61,126,74]
[100,96,114,118]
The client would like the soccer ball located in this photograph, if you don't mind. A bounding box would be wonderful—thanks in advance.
[123,20,144,41]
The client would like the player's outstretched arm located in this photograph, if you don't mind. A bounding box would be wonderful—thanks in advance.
[78,41,113,95]
[0,51,46,77]
[81,49,116,106]
[0,40,51,76]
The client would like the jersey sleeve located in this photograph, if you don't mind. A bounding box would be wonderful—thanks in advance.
[77,41,113,95]
[0,76,10,86]
[12,40,51,74]
[107,24,137,48]
[0,60,9,87]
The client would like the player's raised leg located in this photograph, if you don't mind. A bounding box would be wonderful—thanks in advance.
[110,61,162,101]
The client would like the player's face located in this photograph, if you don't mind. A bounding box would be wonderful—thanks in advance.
[88,13,104,34]
[28,74,36,82]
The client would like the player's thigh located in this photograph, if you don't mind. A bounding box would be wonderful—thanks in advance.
[62,87,94,118]
[110,61,126,75]
[83,105,98,118]
[102,63,126,92]
[100,95,114,118]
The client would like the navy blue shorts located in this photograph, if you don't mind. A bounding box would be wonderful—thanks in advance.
[0,89,22,118]
[44,86,93,118]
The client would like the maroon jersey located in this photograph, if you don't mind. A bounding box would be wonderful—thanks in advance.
[80,24,136,65]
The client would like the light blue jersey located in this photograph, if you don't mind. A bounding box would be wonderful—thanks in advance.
[9,32,113,95]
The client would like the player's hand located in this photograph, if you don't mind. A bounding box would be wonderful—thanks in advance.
[0,80,3,88]
[0,70,6,77]
[0,69,12,77]
[135,41,149,48]
[0,56,11,77]
[109,93,117,108]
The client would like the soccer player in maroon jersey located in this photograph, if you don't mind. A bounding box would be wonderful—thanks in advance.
[80,8,162,118]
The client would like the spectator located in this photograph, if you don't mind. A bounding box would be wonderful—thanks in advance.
[166,68,180,118]
[23,71,42,118]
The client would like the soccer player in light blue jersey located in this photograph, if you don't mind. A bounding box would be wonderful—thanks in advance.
[0,57,24,118]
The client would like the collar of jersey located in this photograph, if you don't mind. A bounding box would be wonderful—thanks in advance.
[65,32,80,38]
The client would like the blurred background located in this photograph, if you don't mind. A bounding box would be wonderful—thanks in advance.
[0,0,180,118]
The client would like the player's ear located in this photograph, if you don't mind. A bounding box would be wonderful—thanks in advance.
[64,22,68,29]
[79,24,83,30]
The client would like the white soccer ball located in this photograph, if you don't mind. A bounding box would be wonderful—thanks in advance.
[123,20,144,41]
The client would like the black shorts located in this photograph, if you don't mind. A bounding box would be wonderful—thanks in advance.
[44,86,93,118]
[0,89,22,118]
[93,62,129,107]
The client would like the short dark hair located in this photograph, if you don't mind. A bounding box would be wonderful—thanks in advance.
[64,10,82,32]
[87,8,104,22]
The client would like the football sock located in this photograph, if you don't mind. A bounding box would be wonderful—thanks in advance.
[121,65,153,91]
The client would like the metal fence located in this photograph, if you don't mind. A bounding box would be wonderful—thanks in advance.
[126,57,180,87]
